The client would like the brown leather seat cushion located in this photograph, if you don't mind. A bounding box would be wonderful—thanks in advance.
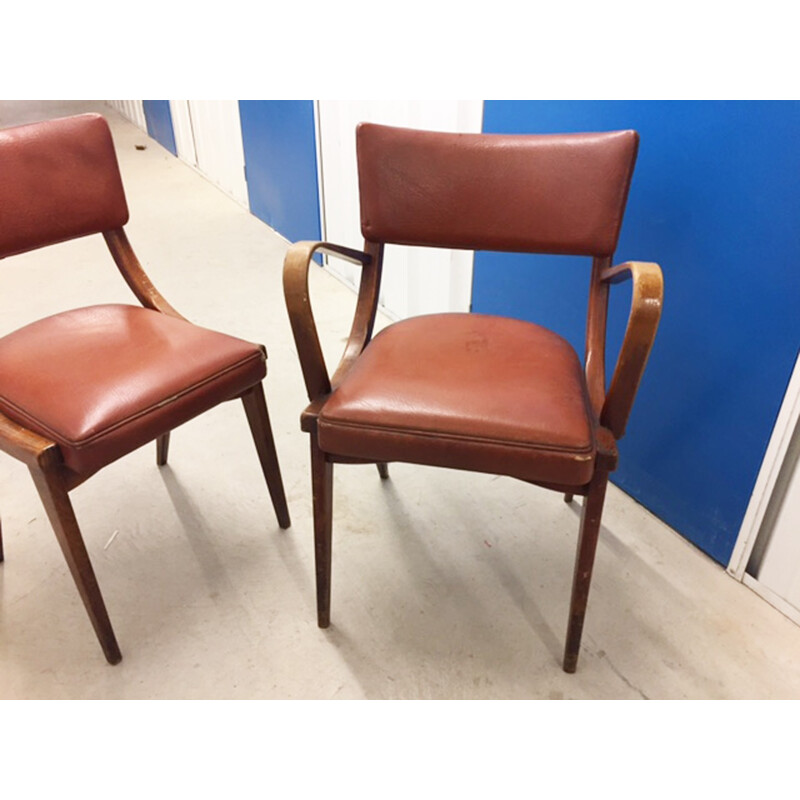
[318,313,596,485]
[0,304,266,477]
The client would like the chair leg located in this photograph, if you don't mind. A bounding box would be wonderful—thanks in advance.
[0,514,4,563]
[564,493,574,503]
[28,462,122,665]
[156,432,170,466]
[562,468,609,673]
[376,462,389,480]
[311,439,333,628]
[241,384,291,529]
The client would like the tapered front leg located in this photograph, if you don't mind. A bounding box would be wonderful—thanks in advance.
[241,384,291,530]
[311,438,333,628]
[376,462,389,480]
[29,460,122,665]
[562,468,609,673]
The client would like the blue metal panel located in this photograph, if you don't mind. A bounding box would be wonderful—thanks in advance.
[142,100,177,156]
[476,101,800,564]
[238,101,321,247]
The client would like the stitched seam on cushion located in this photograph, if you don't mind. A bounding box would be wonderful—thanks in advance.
[318,417,595,456]
[0,350,263,450]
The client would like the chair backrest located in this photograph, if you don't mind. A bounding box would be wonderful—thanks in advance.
[0,113,129,259]
[356,123,638,258]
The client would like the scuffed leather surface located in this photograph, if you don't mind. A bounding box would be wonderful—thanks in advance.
[0,305,266,476]
[356,124,638,257]
[0,113,129,258]
[318,313,596,485]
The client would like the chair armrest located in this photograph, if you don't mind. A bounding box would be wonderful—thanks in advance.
[599,261,663,439]
[283,241,377,402]
[103,228,186,320]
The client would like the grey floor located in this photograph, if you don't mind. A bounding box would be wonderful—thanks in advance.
[1,100,799,700]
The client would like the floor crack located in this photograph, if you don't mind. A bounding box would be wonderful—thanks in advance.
[598,650,649,699]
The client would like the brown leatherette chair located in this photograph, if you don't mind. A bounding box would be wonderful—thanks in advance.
[284,123,662,672]
[0,113,290,664]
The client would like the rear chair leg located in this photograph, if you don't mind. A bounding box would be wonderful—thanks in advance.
[311,439,333,628]
[376,462,389,480]
[156,432,170,466]
[29,459,122,665]
[241,384,291,529]
[563,468,609,673]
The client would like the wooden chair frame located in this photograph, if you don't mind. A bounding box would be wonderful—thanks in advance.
[0,227,290,664]
[285,240,662,672]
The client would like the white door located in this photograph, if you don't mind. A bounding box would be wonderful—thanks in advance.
[169,100,197,166]
[316,100,483,320]
[168,100,249,209]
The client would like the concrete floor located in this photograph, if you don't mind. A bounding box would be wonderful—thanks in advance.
[1,100,799,700]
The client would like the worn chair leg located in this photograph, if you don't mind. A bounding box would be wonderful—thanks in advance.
[156,432,170,466]
[562,468,609,673]
[241,384,291,529]
[311,439,333,628]
[564,493,574,503]
[29,460,122,665]
[376,462,389,480]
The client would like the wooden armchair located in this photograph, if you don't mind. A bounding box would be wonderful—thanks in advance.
[284,123,662,672]
[0,113,290,664]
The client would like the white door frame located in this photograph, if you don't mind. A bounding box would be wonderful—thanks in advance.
[728,351,800,580]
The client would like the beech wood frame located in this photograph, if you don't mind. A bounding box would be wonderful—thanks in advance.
[285,240,662,672]
[0,228,290,664]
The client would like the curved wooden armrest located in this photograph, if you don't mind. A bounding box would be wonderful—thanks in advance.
[103,228,185,320]
[283,241,377,402]
[599,261,663,439]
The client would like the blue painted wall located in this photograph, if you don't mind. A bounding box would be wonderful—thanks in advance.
[475,101,800,565]
[143,100,177,156]
[238,101,321,247]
